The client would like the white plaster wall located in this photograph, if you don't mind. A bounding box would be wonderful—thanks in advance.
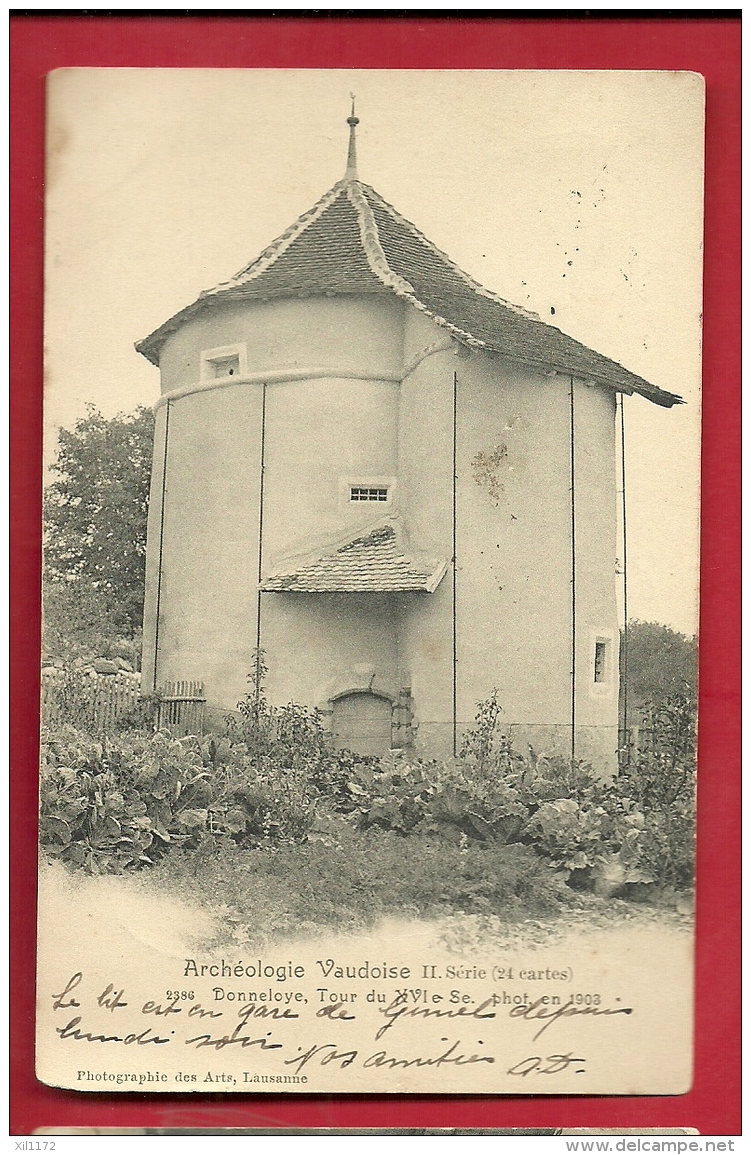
[397,309,619,770]
[396,309,458,756]
[141,401,167,693]
[262,375,399,570]
[260,593,399,714]
[144,295,405,712]
[567,381,620,769]
[142,384,263,706]
[453,350,573,731]
[158,295,403,391]
[143,292,619,768]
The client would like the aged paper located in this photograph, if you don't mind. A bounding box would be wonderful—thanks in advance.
[38,69,703,1095]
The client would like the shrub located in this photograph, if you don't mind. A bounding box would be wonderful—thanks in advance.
[38,724,321,874]
[229,652,377,802]
[40,726,211,873]
[617,697,697,890]
[454,691,697,896]
[40,680,696,907]
[345,756,529,844]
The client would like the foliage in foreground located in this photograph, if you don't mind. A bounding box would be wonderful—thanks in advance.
[39,681,696,905]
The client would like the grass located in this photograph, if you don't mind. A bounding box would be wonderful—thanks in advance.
[150,820,573,949]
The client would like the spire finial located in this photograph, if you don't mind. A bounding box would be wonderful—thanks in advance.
[345,94,359,180]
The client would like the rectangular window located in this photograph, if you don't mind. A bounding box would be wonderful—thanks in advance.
[207,354,240,379]
[200,344,247,382]
[594,640,608,683]
[350,486,389,502]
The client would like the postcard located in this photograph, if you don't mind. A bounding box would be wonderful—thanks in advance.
[37,68,703,1094]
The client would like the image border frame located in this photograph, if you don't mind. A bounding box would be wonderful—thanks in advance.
[10,11,741,1136]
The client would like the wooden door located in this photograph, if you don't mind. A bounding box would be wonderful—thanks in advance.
[331,692,392,757]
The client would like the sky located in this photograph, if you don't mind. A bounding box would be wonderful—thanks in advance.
[45,69,704,635]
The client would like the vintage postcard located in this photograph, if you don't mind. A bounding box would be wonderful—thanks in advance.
[37,69,703,1094]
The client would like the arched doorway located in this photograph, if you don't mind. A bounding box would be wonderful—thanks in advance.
[331,691,392,757]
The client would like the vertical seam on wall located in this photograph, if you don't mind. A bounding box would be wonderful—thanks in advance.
[152,399,170,693]
[452,370,458,758]
[569,376,577,766]
[620,392,629,764]
[255,382,268,710]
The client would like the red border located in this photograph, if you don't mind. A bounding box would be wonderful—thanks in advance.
[10,14,741,1136]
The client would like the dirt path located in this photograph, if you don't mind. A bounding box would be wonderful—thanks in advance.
[38,859,693,960]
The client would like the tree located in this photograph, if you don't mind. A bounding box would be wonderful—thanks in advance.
[621,619,698,722]
[44,405,155,637]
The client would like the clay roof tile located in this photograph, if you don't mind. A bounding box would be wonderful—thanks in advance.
[136,172,681,409]
[260,524,448,594]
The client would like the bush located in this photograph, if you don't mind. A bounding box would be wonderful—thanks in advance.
[40,726,210,873]
[344,755,529,843]
[621,619,698,723]
[40,679,696,911]
[38,725,321,873]
[617,698,696,890]
[43,579,143,669]
[228,653,377,802]
[337,692,695,899]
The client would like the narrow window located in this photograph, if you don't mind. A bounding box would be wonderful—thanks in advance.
[350,486,389,502]
[594,640,608,683]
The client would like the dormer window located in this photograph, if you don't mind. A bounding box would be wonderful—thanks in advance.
[200,344,247,383]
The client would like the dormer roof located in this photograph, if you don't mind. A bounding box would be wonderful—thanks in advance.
[136,132,682,409]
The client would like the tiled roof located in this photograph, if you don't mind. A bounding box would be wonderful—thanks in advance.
[137,173,681,408]
[260,524,448,593]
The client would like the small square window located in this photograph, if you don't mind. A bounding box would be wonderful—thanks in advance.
[200,344,247,383]
[208,355,240,379]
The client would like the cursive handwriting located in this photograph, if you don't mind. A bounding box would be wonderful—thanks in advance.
[55,1017,169,1045]
[184,1015,283,1051]
[508,1052,587,1076]
[364,1039,494,1070]
[52,973,82,1011]
[375,995,497,1041]
[284,1043,359,1074]
[509,997,633,1041]
[317,1002,355,1021]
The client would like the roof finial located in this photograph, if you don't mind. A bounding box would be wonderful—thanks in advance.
[345,94,359,180]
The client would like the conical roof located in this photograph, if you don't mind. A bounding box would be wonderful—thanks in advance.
[136,144,681,409]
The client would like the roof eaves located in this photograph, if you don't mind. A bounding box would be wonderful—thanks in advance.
[425,557,449,594]
[356,183,682,409]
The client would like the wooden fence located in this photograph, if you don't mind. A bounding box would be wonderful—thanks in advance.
[41,669,207,738]
[157,680,206,737]
[41,666,142,735]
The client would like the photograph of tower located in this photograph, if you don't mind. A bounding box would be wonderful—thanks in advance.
[37,69,703,1097]
[137,107,681,774]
